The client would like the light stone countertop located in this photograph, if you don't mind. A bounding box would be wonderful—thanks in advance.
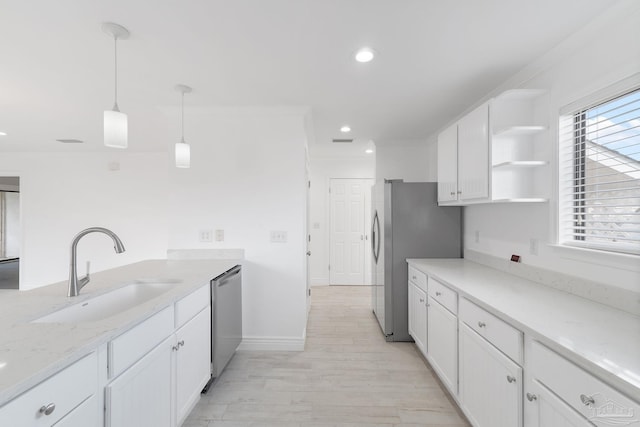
[407,258,640,401]
[0,258,239,405]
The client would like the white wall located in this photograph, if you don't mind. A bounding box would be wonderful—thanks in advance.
[375,142,434,184]
[166,108,309,349]
[462,2,640,292]
[0,152,170,289]
[308,155,375,285]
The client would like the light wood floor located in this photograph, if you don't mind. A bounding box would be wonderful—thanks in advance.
[184,285,471,426]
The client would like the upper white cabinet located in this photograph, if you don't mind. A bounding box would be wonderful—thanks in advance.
[437,102,490,204]
[490,90,549,202]
[437,89,549,205]
[437,123,458,203]
[458,102,491,202]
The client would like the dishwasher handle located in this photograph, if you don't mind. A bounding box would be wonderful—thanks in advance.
[214,265,241,287]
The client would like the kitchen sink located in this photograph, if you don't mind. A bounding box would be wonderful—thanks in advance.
[32,281,180,323]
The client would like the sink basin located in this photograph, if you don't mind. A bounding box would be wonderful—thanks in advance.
[32,281,178,323]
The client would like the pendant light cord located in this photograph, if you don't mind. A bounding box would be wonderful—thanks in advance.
[181,92,185,143]
[113,37,119,111]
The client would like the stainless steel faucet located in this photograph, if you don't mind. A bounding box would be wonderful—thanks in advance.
[68,227,125,297]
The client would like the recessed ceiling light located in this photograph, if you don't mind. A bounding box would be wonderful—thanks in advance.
[365,149,374,154]
[0,132,7,136]
[355,47,376,63]
[340,125,351,133]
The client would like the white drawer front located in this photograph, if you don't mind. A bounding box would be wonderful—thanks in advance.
[428,277,457,314]
[108,305,174,378]
[408,266,427,291]
[459,298,523,364]
[175,283,210,328]
[530,341,640,427]
[0,352,97,427]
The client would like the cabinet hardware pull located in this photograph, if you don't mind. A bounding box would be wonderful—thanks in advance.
[178,340,185,347]
[477,321,486,328]
[450,191,455,196]
[506,375,516,383]
[39,403,56,416]
[172,345,180,351]
[412,276,417,280]
[580,394,595,407]
[526,393,537,402]
[419,298,424,303]
[457,190,462,194]
[426,303,430,307]
[435,291,442,296]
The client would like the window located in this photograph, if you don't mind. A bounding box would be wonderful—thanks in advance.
[559,87,640,255]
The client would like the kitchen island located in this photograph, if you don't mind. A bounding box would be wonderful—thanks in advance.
[0,258,239,425]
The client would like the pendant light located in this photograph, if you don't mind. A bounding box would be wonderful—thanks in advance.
[175,84,192,168]
[102,22,130,148]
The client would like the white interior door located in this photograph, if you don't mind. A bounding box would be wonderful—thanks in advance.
[329,178,367,285]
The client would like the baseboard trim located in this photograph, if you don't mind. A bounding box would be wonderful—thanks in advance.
[238,335,305,351]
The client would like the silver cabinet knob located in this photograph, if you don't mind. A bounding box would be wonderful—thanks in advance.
[478,321,486,328]
[435,291,442,296]
[507,375,516,383]
[526,393,537,402]
[580,394,595,407]
[39,403,56,416]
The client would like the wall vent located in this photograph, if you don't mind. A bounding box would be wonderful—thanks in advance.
[56,139,84,144]
[332,138,353,143]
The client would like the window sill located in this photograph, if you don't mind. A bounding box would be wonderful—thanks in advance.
[550,243,640,273]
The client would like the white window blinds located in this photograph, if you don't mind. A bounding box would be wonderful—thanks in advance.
[559,88,640,255]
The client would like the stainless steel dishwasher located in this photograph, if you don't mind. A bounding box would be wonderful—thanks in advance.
[203,264,242,393]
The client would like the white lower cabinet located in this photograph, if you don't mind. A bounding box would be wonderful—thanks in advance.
[525,380,592,427]
[175,306,212,426]
[408,281,427,355]
[0,352,99,427]
[426,296,457,395]
[105,336,173,427]
[459,323,522,427]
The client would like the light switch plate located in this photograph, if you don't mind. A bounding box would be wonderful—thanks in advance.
[270,230,287,243]
[199,230,213,242]
[215,229,224,242]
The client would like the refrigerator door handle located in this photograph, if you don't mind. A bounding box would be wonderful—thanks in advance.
[372,211,380,263]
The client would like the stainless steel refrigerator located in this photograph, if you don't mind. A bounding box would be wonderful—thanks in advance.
[371,180,461,341]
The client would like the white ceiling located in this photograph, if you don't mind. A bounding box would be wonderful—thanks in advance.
[0,0,617,154]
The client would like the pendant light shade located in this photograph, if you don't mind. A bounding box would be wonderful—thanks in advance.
[104,109,128,148]
[102,23,130,149]
[175,84,192,168]
[175,139,190,168]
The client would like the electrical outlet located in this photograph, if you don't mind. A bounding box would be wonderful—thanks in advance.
[529,238,539,255]
[270,230,287,243]
[475,230,480,243]
[199,230,213,242]
[215,229,224,242]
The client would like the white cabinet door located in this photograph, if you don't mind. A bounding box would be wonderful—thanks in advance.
[53,395,99,427]
[524,380,592,427]
[408,281,427,356]
[458,102,490,202]
[437,124,459,203]
[106,336,173,427]
[427,297,458,395]
[175,306,212,426]
[459,323,522,427]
